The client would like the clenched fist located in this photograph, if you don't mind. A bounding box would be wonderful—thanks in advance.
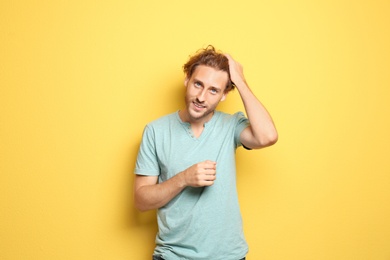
[182,160,217,187]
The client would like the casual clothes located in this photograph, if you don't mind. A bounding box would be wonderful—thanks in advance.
[135,111,250,260]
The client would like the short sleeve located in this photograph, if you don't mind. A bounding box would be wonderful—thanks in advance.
[233,112,250,148]
[134,125,160,176]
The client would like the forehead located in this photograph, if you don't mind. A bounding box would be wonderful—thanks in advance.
[190,65,229,90]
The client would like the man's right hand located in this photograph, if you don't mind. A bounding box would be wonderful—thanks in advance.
[182,160,217,187]
[134,160,217,211]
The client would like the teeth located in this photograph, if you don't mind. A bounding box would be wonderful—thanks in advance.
[194,102,205,108]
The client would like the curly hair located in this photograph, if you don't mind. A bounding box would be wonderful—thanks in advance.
[183,45,234,92]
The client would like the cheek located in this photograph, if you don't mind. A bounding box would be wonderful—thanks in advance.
[185,89,196,101]
[187,86,199,96]
[186,89,194,98]
[207,95,219,104]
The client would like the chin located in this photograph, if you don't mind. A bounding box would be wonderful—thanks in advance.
[191,109,214,121]
[188,112,203,121]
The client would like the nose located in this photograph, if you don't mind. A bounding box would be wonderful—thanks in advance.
[196,89,207,102]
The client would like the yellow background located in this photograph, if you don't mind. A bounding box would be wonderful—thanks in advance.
[1,0,389,259]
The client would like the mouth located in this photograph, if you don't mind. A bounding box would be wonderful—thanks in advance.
[192,101,206,110]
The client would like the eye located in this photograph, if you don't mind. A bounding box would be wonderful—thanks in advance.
[210,88,218,95]
[194,81,202,88]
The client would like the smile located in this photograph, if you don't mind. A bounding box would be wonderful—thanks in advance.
[193,102,206,109]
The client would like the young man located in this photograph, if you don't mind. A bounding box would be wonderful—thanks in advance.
[134,46,278,260]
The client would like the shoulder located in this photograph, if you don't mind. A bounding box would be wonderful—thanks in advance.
[145,111,178,129]
[139,112,178,143]
[214,111,247,123]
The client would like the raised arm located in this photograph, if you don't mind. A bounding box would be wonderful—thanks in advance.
[225,54,278,149]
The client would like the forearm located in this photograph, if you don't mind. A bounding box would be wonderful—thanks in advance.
[236,80,278,147]
[134,160,217,211]
[225,53,278,148]
[134,173,186,212]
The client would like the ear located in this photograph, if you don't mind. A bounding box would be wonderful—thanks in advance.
[220,92,227,101]
[184,77,189,87]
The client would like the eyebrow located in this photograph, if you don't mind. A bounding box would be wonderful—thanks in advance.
[193,79,204,86]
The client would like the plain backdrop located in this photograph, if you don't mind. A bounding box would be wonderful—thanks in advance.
[1,0,390,259]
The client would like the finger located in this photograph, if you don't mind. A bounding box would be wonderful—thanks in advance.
[203,166,216,173]
[205,174,217,180]
[201,181,214,187]
[224,53,233,61]
[203,160,217,168]
[202,175,216,186]
[204,169,216,176]
[204,160,216,164]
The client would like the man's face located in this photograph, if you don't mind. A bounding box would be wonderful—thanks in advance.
[184,65,228,123]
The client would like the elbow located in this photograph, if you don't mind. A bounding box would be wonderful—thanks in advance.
[135,205,150,212]
[267,131,278,146]
[134,201,147,212]
[255,131,278,149]
[134,194,153,212]
[135,201,153,212]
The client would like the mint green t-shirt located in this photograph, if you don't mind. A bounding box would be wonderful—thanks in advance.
[135,111,250,260]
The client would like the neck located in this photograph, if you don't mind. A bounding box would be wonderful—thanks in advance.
[178,109,214,127]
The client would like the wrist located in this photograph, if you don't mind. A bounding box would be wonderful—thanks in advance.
[176,170,188,188]
[234,79,249,91]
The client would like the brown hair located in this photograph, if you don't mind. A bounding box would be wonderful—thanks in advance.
[183,45,234,92]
